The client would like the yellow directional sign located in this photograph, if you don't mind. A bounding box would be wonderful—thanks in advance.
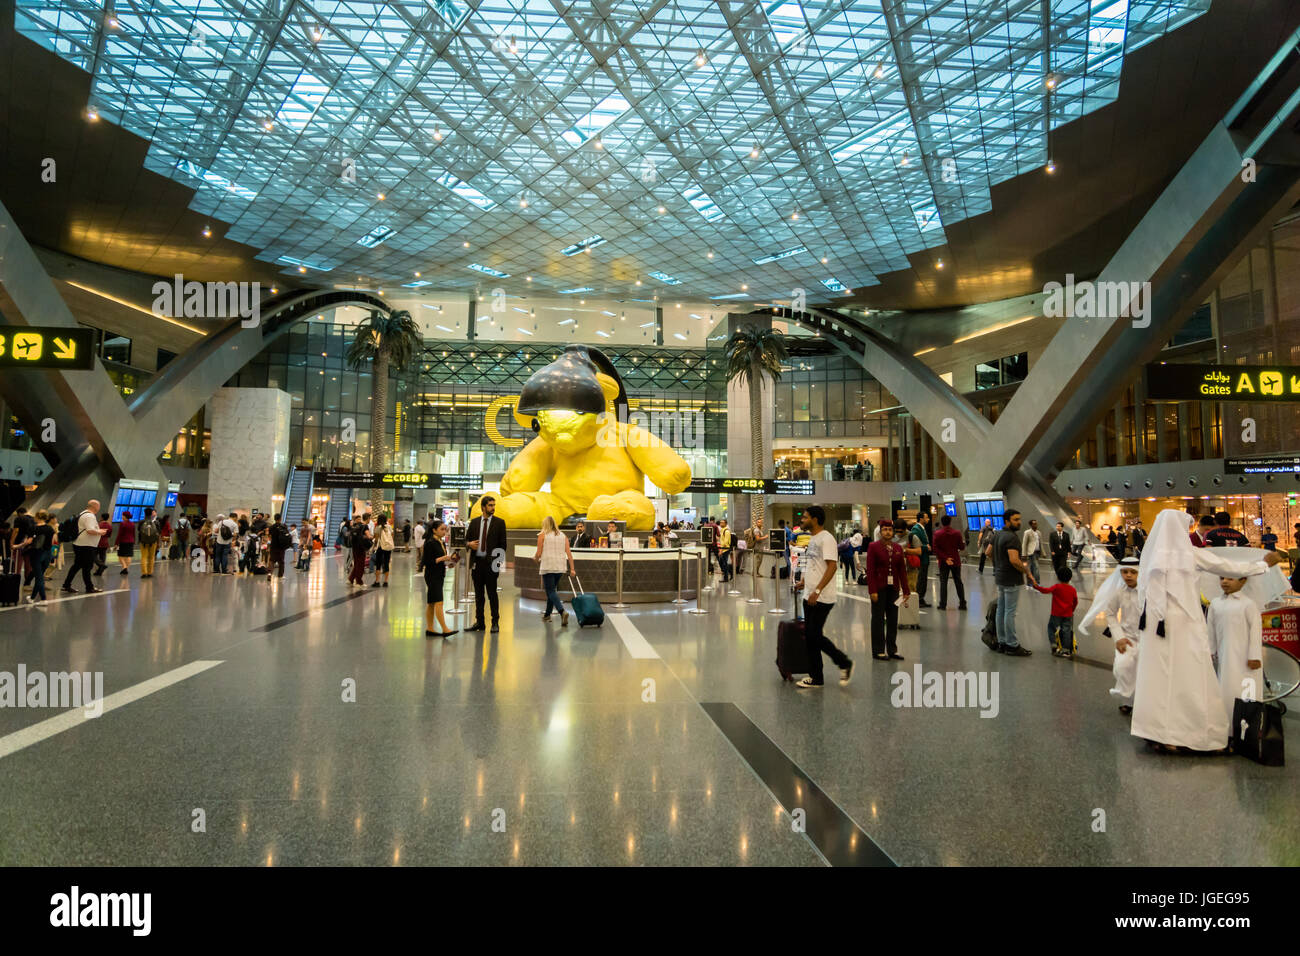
[1147,363,1300,403]
[0,326,95,370]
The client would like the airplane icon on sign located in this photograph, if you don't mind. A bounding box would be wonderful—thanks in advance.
[12,332,42,361]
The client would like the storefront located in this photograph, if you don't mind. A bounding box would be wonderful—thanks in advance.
[1066,493,1300,549]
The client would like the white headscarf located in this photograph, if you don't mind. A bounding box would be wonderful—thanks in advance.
[1137,510,1197,624]
[1077,562,1137,635]
[1197,547,1289,609]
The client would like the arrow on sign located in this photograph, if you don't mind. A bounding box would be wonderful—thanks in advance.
[52,337,77,361]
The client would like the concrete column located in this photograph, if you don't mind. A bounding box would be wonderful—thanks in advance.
[207,387,292,516]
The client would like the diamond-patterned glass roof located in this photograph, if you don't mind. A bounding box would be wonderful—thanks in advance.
[18,0,1209,302]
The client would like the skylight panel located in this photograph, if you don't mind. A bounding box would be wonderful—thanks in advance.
[821,277,846,292]
[752,246,806,265]
[277,255,331,271]
[682,185,724,222]
[710,293,750,300]
[468,263,509,278]
[402,280,432,288]
[435,172,497,209]
[560,235,607,256]
[276,72,329,130]
[357,226,396,248]
[558,286,594,294]
[648,271,681,285]
[430,0,470,29]
[560,95,630,146]
[176,158,258,201]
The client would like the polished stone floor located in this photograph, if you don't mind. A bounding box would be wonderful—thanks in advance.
[1,551,1296,866]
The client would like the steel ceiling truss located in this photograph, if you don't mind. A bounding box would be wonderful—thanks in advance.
[19,0,1208,297]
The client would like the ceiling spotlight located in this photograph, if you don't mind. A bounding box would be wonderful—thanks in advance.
[592,136,603,150]
[750,145,760,159]
[271,287,278,294]
[263,120,274,131]
[1045,74,1057,90]
[900,152,911,167]
[526,276,532,282]
[1045,159,1057,174]
[414,271,421,277]
[463,241,470,247]
[707,251,714,259]
[873,62,885,78]
[202,225,211,237]
[107,16,119,28]
[935,259,944,269]
[519,197,528,208]
[377,192,386,200]
[741,284,748,290]
[86,107,99,122]
[298,266,306,273]
[657,205,666,214]
[311,25,322,42]
[696,49,707,66]
[791,211,799,221]
[635,279,642,286]
[820,256,828,264]
[509,35,518,54]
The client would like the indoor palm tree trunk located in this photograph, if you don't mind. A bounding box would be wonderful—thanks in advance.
[368,346,390,515]
[749,359,765,528]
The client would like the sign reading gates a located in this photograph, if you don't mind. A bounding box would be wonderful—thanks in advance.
[1146,363,1300,402]
[684,477,816,495]
[1224,455,1300,475]
[315,472,484,490]
[0,326,95,370]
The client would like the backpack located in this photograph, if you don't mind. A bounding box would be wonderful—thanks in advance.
[271,523,292,550]
[139,518,159,545]
[59,518,77,543]
[219,522,233,543]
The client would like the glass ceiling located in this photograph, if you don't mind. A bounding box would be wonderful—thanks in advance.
[18,0,1209,302]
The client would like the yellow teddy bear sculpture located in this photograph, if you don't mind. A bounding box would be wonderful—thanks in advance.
[469,345,691,530]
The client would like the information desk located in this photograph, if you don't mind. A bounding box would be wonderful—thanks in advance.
[512,545,703,603]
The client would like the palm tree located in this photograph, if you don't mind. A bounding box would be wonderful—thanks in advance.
[723,324,788,528]
[346,308,422,514]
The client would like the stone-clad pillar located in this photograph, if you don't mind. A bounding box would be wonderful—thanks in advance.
[207,387,291,516]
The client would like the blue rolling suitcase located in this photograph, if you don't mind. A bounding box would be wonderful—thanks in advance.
[568,575,604,628]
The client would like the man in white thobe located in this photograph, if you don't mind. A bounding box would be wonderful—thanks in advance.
[1130,510,1283,753]
[1207,578,1264,738]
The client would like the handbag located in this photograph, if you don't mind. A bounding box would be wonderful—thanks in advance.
[1231,698,1285,766]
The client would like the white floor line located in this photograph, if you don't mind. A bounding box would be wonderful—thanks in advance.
[0,587,130,614]
[0,659,224,761]
[837,591,927,614]
[605,613,661,659]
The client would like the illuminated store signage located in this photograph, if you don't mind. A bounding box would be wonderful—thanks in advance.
[1224,455,1300,475]
[315,472,484,489]
[0,326,95,370]
[685,478,816,495]
[1146,364,1300,401]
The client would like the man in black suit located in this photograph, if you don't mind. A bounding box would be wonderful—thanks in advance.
[1049,521,1071,575]
[466,495,507,633]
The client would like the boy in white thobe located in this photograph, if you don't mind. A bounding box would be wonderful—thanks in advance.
[1079,557,1142,713]
[1207,577,1264,740]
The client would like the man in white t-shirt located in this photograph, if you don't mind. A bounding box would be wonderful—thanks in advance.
[794,505,853,689]
[61,498,106,593]
[214,514,239,574]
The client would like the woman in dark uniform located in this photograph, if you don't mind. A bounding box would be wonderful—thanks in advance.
[423,519,459,638]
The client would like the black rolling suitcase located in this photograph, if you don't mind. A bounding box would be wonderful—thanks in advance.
[0,552,21,607]
[981,598,1000,650]
[776,599,810,681]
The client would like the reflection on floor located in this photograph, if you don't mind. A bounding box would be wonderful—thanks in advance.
[0,552,1295,865]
